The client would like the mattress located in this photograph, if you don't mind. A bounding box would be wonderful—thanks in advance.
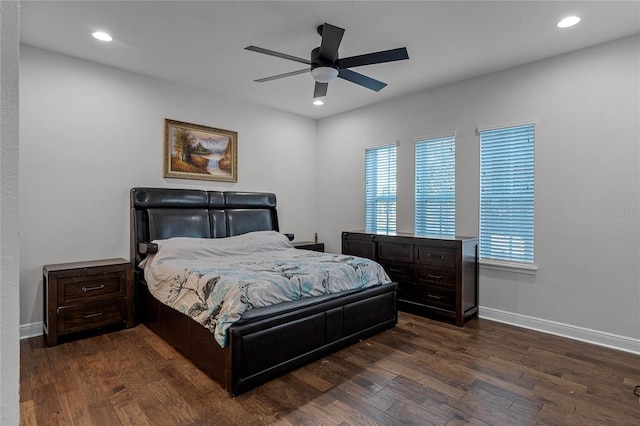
[140,231,391,347]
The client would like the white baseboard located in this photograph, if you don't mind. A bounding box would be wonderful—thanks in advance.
[20,322,43,340]
[21,310,640,355]
[479,307,640,355]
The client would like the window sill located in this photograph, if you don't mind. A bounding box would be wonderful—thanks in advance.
[479,259,538,275]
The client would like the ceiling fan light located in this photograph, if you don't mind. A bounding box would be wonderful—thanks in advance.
[311,66,339,83]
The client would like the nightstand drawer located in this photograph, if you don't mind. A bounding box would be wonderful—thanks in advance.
[58,299,127,335]
[58,272,126,305]
[293,242,325,252]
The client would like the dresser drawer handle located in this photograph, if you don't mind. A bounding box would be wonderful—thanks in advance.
[427,294,443,300]
[427,254,444,260]
[428,274,443,280]
[82,284,105,292]
[84,312,104,319]
[391,250,405,256]
[388,268,403,273]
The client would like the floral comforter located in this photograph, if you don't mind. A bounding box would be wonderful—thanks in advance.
[140,231,391,347]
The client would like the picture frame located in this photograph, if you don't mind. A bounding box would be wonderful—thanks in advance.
[163,119,237,182]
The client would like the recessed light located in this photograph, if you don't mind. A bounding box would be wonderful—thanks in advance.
[557,16,581,28]
[313,99,324,106]
[92,31,113,42]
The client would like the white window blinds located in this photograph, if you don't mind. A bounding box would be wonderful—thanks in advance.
[479,123,534,263]
[415,135,455,235]
[365,144,397,233]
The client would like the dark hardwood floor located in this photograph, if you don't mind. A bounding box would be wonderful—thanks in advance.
[20,312,640,425]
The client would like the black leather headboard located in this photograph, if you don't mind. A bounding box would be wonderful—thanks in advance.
[130,187,279,264]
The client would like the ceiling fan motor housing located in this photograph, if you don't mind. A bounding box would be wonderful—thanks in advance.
[311,47,338,67]
[310,47,339,83]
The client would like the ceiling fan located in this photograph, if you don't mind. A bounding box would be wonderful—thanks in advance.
[245,23,409,99]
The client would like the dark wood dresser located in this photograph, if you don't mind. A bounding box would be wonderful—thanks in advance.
[342,231,478,326]
[43,258,133,346]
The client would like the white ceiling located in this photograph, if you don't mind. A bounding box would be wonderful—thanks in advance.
[20,1,640,120]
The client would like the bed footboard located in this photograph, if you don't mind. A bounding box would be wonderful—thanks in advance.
[137,279,397,396]
[228,282,397,395]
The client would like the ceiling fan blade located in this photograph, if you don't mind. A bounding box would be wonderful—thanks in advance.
[245,46,311,65]
[254,68,310,83]
[313,82,328,98]
[318,23,345,62]
[338,68,387,92]
[336,47,409,69]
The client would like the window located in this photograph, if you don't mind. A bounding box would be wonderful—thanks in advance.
[479,123,534,264]
[365,144,397,233]
[415,135,455,235]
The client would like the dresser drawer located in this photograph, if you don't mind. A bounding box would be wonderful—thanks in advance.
[416,267,456,289]
[58,272,126,305]
[398,282,455,311]
[58,299,127,335]
[397,280,416,302]
[416,285,456,311]
[342,233,376,260]
[415,245,456,269]
[378,243,413,263]
[379,261,414,282]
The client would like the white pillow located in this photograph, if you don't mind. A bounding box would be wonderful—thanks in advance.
[152,230,293,260]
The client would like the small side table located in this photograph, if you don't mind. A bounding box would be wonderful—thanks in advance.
[43,258,133,346]
[293,241,325,252]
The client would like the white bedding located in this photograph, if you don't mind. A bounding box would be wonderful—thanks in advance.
[140,231,391,347]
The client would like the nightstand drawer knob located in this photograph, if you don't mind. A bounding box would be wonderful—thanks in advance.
[84,312,104,319]
[82,284,105,292]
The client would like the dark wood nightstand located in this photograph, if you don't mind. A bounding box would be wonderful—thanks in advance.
[293,241,325,252]
[43,258,133,346]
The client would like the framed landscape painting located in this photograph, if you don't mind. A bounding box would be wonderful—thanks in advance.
[163,119,238,182]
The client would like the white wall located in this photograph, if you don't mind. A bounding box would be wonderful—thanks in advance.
[317,35,640,343]
[19,45,318,327]
[19,35,640,350]
[0,1,20,423]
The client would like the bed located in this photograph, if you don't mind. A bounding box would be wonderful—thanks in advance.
[130,187,398,396]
